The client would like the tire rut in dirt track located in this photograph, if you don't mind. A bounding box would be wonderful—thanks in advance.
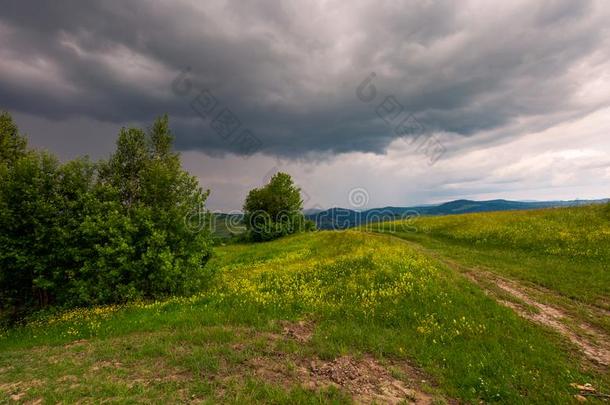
[466,271,610,367]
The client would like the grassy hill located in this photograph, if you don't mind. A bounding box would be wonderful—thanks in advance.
[1,206,609,403]
[307,198,609,230]
[370,203,610,311]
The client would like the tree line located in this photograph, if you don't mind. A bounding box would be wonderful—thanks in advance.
[0,112,312,321]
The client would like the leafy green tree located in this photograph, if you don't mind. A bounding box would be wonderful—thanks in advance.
[0,110,109,315]
[89,114,213,303]
[0,112,213,318]
[243,172,315,241]
[0,111,27,167]
[0,151,62,313]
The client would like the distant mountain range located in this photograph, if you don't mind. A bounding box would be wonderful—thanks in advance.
[305,198,610,230]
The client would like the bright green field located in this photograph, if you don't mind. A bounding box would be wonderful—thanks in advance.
[1,229,608,404]
[370,204,610,312]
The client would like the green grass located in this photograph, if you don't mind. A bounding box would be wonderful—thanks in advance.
[371,204,610,310]
[1,230,607,403]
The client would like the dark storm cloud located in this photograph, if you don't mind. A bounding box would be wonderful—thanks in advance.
[1,0,609,158]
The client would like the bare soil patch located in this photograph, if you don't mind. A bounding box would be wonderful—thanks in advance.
[242,320,440,404]
[308,355,434,404]
[247,354,434,404]
[280,320,315,343]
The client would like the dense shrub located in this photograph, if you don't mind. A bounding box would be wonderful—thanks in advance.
[243,172,315,241]
[0,112,213,319]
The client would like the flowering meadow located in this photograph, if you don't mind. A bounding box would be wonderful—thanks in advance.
[2,230,607,403]
[374,204,610,310]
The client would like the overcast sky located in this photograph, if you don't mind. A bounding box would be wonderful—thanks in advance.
[2,0,610,211]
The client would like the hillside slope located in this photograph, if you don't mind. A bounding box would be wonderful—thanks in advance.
[372,204,610,309]
[371,204,610,372]
[1,230,608,403]
[307,198,608,230]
